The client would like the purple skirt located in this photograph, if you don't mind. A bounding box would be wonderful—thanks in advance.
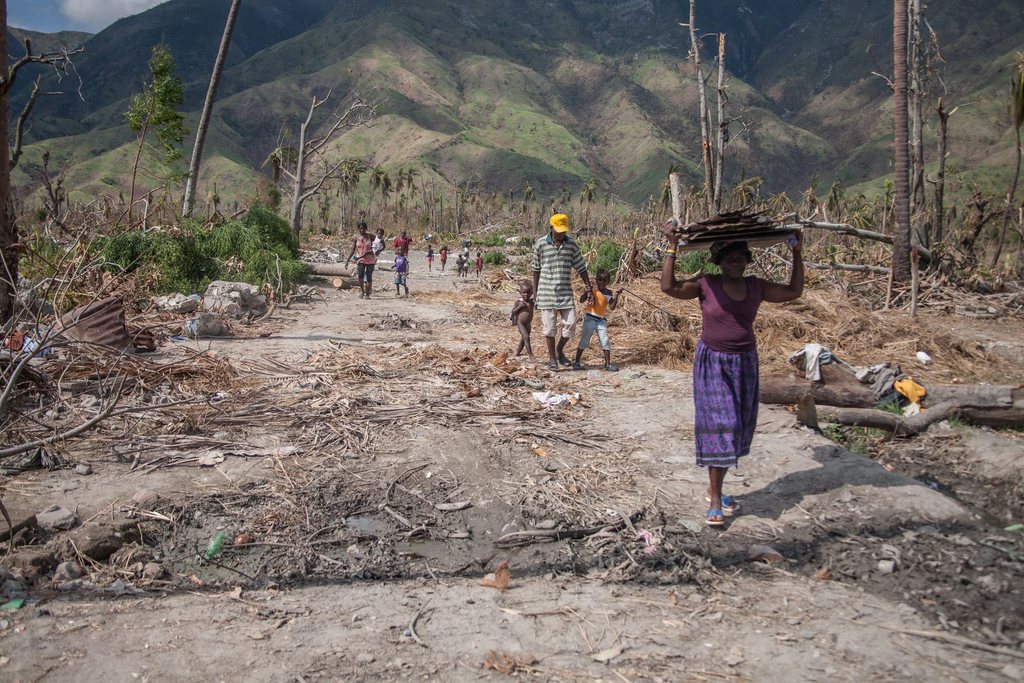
[693,340,759,468]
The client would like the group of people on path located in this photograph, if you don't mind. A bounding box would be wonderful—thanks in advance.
[513,213,623,373]
[350,209,805,529]
[348,224,491,298]
[524,211,804,528]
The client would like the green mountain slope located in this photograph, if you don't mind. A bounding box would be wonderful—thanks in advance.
[10,0,1024,209]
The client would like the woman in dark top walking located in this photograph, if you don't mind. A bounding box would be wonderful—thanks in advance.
[660,224,804,526]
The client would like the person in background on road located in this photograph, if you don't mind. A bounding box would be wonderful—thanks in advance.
[475,251,483,278]
[427,244,434,271]
[509,279,536,361]
[394,252,410,297]
[573,268,623,372]
[532,213,594,372]
[456,253,469,277]
[372,228,386,257]
[660,223,804,527]
[394,230,412,257]
[347,221,377,300]
[440,245,449,272]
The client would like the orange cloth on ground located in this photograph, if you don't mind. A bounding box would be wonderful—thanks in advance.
[588,289,610,317]
[894,378,927,405]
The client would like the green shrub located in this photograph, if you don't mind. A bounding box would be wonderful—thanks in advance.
[483,251,509,266]
[590,241,625,276]
[675,249,717,274]
[98,205,307,294]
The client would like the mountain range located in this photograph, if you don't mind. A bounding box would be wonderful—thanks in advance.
[8,0,1024,212]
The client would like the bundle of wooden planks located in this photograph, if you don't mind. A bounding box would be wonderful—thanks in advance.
[673,208,798,251]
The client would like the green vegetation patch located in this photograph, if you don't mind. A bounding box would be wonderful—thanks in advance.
[99,205,308,294]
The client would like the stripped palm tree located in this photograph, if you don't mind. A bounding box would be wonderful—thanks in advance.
[892,0,912,282]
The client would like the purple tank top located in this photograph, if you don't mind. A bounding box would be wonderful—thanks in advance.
[698,275,765,353]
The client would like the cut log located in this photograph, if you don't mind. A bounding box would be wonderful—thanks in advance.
[763,372,1024,430]
[815,401,959,437]
[330,276,358,290]
[305,262,352,277]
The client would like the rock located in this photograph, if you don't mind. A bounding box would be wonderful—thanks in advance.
[534,519,558,530]
[52,561,84,582]
[75,464,92,475]
[1,578,27,599]
[723,647,745,667]
[5,549,56,580]
[65,520,135,561]
[203,281,267,319]
[36,505,77,531]
[153,293,201,314]
[877,559,897,574]
[746,544,784,563]
[132,488,160,508]
[355,653,375,665]
[185,312,229,338]
[142,562,164,580]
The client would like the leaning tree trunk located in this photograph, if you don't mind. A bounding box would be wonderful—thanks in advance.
[933,97,951,244]
[892,0,912,282]
[0,7,16,324]
[289,100,314,239]
[183,0,241,218]
[992,123,1022,267]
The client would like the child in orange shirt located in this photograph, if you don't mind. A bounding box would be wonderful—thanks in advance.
[572,269,623,372]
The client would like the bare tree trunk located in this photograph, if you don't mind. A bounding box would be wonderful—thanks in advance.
[289,99,314,238]
[713,32,727,214]
[992,124,1022,267]
[892,0,912,282]
[689,0,714,216]
[933,97,951,243]
[183,0,241,217]
[0,6,15,324]
[669,172,684,221]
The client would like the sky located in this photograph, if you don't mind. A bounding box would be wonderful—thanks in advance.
[8,0,169,33]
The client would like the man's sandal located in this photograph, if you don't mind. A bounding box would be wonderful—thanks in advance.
[705,508,726,527]
[705,494,739,516]
[548,361,559,372]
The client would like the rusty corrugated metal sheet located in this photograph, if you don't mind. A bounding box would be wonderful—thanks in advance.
[60,296,131,349]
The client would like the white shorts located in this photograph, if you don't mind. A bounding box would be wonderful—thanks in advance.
[540,308,577,338]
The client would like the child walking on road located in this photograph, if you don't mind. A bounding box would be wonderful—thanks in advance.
[440,245,449,272]
[573,269,623,372]
[509,280,536,361]
[394,253,410,297]
[475,251,483,278]
[427,245,434,271]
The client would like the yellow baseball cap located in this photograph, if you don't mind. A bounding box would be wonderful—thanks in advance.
[550,213,570,233]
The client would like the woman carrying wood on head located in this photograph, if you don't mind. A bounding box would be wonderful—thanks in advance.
[660,223,804,526]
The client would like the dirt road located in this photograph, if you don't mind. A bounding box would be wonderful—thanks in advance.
[2,250,1022,682]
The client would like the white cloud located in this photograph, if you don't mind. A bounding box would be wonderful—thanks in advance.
[60,0,168,32]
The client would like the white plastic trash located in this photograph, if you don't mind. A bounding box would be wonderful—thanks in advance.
[915,351,933,366]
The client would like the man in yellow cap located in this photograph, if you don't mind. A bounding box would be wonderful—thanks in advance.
[531,213,594,371]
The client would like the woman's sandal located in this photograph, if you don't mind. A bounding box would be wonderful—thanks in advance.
[705,508,726,527]
[705,494,739,516]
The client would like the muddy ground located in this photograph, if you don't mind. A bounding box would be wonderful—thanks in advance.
[1,251,1023,682]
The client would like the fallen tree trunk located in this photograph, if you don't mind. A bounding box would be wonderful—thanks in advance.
[812,401,959,436]
[305,262,352,277]
[762,373,1024,429]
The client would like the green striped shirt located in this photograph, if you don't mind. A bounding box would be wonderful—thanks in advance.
[532,233,587,309]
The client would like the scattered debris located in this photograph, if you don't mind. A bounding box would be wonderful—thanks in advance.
[203,280,268,319]
[153,293,201,314]
[480,560,510,590]
[482,650,538,674]
[746,544,784,564]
